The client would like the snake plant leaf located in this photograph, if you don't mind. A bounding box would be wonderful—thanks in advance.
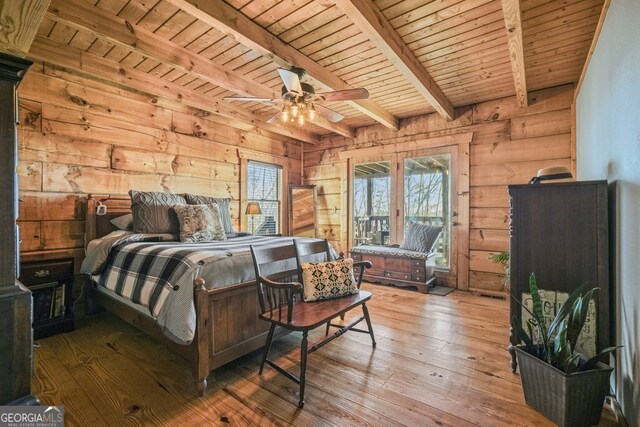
[528,273,550,357]
[548,284,586,338]
[564,353,581,374]
[553,320,568,355]
[512,316,536,350]
[578,346,621,372]
[567,289,597,352]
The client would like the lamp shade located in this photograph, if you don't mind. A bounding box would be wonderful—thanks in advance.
[245,202,262,215]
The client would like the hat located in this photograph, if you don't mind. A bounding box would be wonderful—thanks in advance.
[529,166,573,184]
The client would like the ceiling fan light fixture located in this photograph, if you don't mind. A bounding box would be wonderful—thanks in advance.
[297,114,304,125]
[308,104,316,121]
[281,105,290,122]
[290,103,299,118]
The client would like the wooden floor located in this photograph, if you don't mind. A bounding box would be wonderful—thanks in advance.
[33,283,618,426]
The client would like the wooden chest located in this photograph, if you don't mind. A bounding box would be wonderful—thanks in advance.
[350,251,436,293]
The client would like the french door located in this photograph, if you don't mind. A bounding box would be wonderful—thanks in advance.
[349,146,461,287]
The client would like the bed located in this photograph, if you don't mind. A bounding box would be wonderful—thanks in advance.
[83,194,324,396]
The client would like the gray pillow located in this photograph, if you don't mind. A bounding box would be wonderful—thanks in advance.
[184,194,234,233]
[109,213,133,231]
[129,190,187,234]
[172,203,227,243]
[399,222,442,253]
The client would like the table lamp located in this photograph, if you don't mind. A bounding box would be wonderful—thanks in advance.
[245,202,262,234]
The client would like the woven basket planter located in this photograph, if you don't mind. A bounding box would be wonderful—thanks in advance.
[515,345,613,427]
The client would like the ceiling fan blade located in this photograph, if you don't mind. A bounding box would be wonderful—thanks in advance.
[316,104,345,123]
[317,88,369,102]
[266,112,281,124]
[278,68,303,96]
[223,96,279,102]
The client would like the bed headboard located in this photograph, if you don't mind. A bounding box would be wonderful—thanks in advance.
[86,194,133,243]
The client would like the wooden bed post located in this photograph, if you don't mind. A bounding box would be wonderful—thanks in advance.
[193,278,210,396]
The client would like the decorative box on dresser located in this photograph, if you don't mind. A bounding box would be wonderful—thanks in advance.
[19,257,75,339]
[507,181,611,370]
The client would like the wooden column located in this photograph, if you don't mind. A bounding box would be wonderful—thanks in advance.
[0,51,37,405]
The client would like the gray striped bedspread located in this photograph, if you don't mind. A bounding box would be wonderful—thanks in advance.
[85,234,335,344]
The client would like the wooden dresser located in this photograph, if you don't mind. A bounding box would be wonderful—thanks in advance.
[351,247,436,293]
[507,181,611,370]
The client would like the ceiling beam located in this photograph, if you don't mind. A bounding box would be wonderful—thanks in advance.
[501,0,528,107]
[164,0,399,130]
[0,0,51,57]
[330,0,455,121]
[45,0,353,138]
[29,36,320,144]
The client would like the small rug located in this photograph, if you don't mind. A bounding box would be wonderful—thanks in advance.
[428,285,455,296]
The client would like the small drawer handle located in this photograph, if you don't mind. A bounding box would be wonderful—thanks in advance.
[34,269,50,278]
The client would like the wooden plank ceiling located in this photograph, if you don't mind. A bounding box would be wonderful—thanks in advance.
[30,0,604,140]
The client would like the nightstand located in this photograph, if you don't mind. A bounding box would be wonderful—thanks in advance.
[19,257,75,339]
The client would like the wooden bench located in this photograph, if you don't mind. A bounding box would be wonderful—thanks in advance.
[350,245,436,293]
[250,240,376,407]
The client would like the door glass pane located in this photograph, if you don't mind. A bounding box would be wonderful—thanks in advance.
[353,161,391,246]
[404,155,451,268]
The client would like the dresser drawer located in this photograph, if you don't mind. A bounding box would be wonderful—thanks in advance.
[20,259,73,285]
[412,259,426,268]
[384,271,411,281]
[412,274,426,282]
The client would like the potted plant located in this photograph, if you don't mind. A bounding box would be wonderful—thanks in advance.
[488,251,509,289]
[511,273,618,427]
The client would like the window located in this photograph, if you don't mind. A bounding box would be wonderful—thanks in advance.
[404,154,451,268]
[353,161,391,246]
[247,161,282,235]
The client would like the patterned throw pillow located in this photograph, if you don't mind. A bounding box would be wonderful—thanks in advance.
[172,203,227,242]
[300,258,359,302]
[184,194,234,234]
[399,221,442,253]
[129,190,187,234]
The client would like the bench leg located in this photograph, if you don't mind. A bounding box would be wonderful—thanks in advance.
[362,303,376,348]
[298,330,309,408]
[260,323,276,375]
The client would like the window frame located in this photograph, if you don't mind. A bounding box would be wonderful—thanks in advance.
[240,156,288,235]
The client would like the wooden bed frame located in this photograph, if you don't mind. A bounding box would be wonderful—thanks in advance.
[85,194,282,396]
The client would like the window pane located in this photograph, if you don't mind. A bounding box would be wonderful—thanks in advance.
[247,161,282,235]
[353,161,391,246]
[404,155,450,268]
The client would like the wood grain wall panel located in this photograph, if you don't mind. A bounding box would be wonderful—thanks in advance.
[17,222,41,252]
[17,162,42,191]
[306,85,574,294]
[17,64,303,263]
[41,221,85,250]
[18,192,86,221]
[469,186,510,208]
[19,130,112,168]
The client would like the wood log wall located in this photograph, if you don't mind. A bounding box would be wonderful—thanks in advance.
[304,84,574,295]
[16,62,303,274]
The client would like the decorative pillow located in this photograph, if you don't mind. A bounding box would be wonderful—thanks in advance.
[399,222,442,253]
[184,194,234,234]
[109,213,133,231]
[172,203,227,243]
[300,258,358,302]
[129,190,186,234]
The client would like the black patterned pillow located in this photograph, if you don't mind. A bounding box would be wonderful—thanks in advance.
[300,258,358,302]
[129,190,187,234]
[184,194,234,234]
[172,203,227,242]
[399,221,442,253]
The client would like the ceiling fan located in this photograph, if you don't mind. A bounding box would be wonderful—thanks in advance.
[223,67,369,125]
